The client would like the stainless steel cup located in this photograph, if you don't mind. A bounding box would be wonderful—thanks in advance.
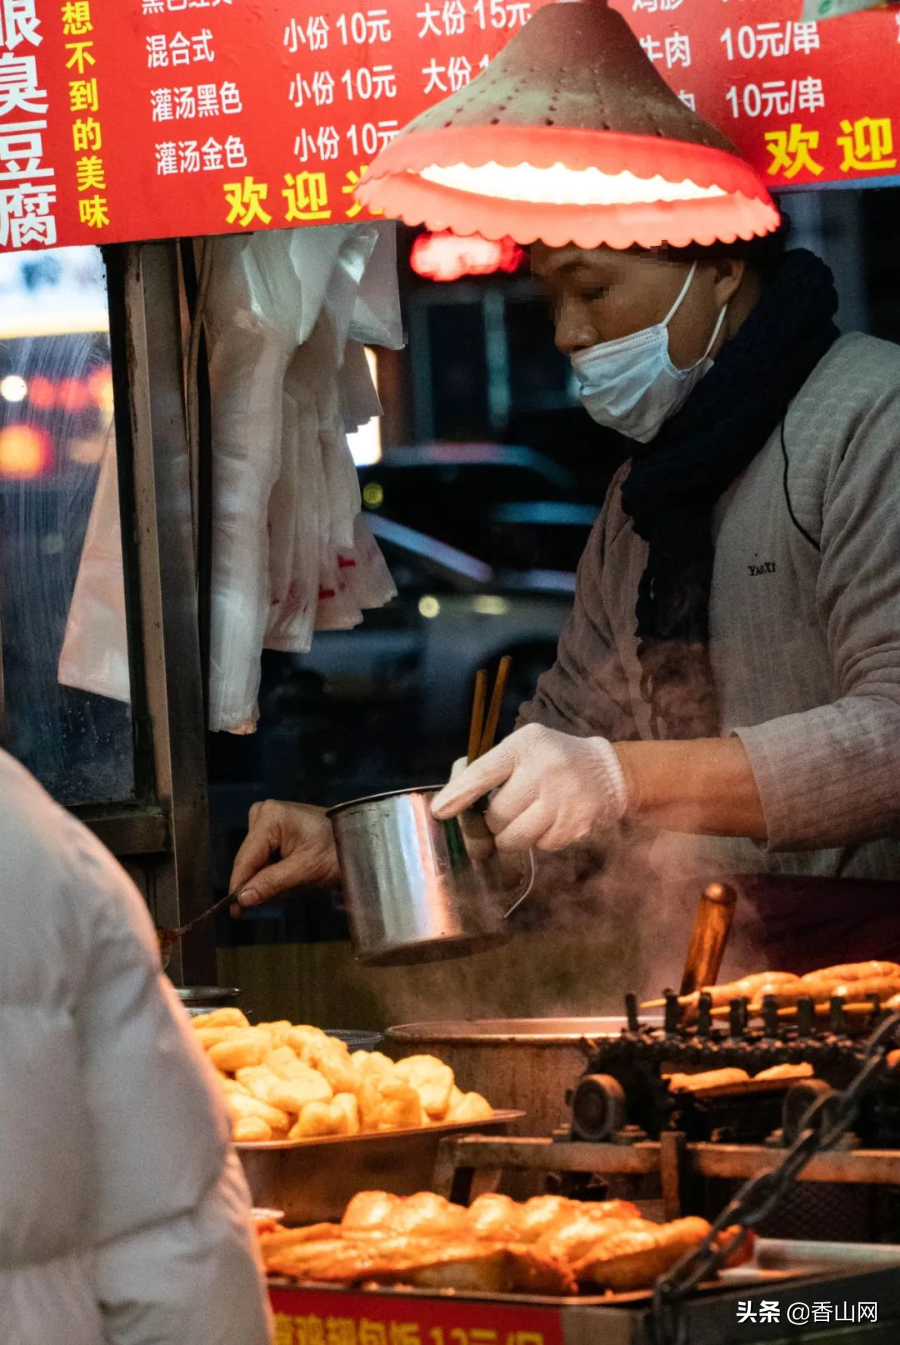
[328,787,532,967]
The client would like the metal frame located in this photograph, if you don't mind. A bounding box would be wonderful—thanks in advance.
[433,1134,900,1222]
[79,240,215,984]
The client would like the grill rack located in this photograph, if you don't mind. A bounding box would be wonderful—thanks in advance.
[566,991,900,1149]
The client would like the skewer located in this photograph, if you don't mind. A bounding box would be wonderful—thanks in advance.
[480,655,512,757]
[467,669,488,765]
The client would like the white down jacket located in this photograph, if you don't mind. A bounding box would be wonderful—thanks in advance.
[0,748,272,1345]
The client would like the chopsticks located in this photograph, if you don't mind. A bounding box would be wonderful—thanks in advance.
[467,655,512,764]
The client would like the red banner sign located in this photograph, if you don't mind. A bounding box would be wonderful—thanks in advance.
[268,1285,566,1345]
[1,0,898,254]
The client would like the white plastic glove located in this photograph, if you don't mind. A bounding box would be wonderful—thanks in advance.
[431,723,629,852]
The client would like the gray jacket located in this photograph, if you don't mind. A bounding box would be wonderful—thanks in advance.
[520,332,900,886]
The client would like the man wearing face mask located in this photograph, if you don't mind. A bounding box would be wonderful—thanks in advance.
[231,229,900,977]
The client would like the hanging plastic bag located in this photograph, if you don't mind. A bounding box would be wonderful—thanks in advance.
[57,424,131,702]
[349,221,405,351]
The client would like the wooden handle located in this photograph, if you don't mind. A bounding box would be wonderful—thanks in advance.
[679,882,738,998]
[480,655,512,757]
[467,669,488,765]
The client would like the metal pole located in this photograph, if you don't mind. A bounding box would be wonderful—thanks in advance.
[117,240,215,984]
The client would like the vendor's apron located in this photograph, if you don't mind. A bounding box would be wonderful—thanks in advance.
[647,873,900,995]
[728,873,900,976]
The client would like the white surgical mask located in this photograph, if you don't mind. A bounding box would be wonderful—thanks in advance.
[570,262,727,444]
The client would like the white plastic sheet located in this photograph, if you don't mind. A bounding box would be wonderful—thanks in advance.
[60,222,403,735]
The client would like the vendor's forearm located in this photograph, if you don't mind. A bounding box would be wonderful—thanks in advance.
[613,738,767,841]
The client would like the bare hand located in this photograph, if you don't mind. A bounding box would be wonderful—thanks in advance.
[228,800,340,914]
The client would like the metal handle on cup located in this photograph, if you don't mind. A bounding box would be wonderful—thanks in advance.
[504,847,536,920]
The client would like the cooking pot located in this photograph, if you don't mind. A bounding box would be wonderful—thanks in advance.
[386,1018,662,1138]
[328,787,532,967]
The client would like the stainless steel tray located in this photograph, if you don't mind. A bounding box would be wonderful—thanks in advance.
[269,1238,900,1344]
[237,1111,523,1225]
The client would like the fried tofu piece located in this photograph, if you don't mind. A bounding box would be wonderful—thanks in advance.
[288,1098,354,1139]
[446,1091,493,1124]
[256,1020,295,1048]
[394,1055,455,1120]
[355,1078,385,1133]
[208,1029,270,1073]
[315,1041,359,1096]
[218,1076,253,1099]
[194,1025,242,1051]
[233,1116,272,1142]
[373,1077,427,1131]
[332,1092,361,1136]
[286,1025,333,1064]
[192,1008,250,1030]
[225,1090,290,1133]
[351,1050,397,1081]
[236,1062,332,1113]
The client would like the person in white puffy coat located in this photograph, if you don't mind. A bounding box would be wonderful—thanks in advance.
[0,747,272,1345]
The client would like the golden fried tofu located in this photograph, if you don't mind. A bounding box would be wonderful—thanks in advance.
[374,1077,427,1131]
[208,1029,270,1073]
[236,1063,333,1114]
[289,1099,349,1139]
[233,1116,272,1143]
[315,1041,359,1096]
[394,1056,455,1120]
[351,1050,396,1080]
[332,1092,361,1136]
[194,1025,241,1051]
[446,1091,493,1124]
[256,1020,294,1047]
[192,1008,250,1030]
[225,1090,290,1133]
[286,1025,332,1064]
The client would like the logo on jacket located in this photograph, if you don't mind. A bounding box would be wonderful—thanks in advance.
[748,561,776,577]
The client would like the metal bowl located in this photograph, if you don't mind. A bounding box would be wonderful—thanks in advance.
[386,1018,662,1138]
[325,1029,384,1052]
[176,986,241,1017]
[236,1111,523,1225]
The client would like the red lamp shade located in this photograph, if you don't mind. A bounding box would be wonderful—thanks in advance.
[356,0,779,251]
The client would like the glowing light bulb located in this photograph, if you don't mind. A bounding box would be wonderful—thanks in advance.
[419,161,727,207]
[0,375,27,403]
[0,425,51,478]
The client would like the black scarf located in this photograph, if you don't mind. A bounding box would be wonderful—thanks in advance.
[619,248,839,740]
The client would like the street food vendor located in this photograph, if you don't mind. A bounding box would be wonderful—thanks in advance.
[228,4,900,975]
[230,226,900,973]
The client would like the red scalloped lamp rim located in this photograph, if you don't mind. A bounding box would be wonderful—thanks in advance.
[365,125,775,205]
[356,171,781,251]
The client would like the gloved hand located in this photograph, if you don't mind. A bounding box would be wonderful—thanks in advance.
[229,800,340,913]
[431,723,629,852]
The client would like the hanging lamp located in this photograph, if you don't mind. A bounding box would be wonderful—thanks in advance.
[355,0,779,251]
